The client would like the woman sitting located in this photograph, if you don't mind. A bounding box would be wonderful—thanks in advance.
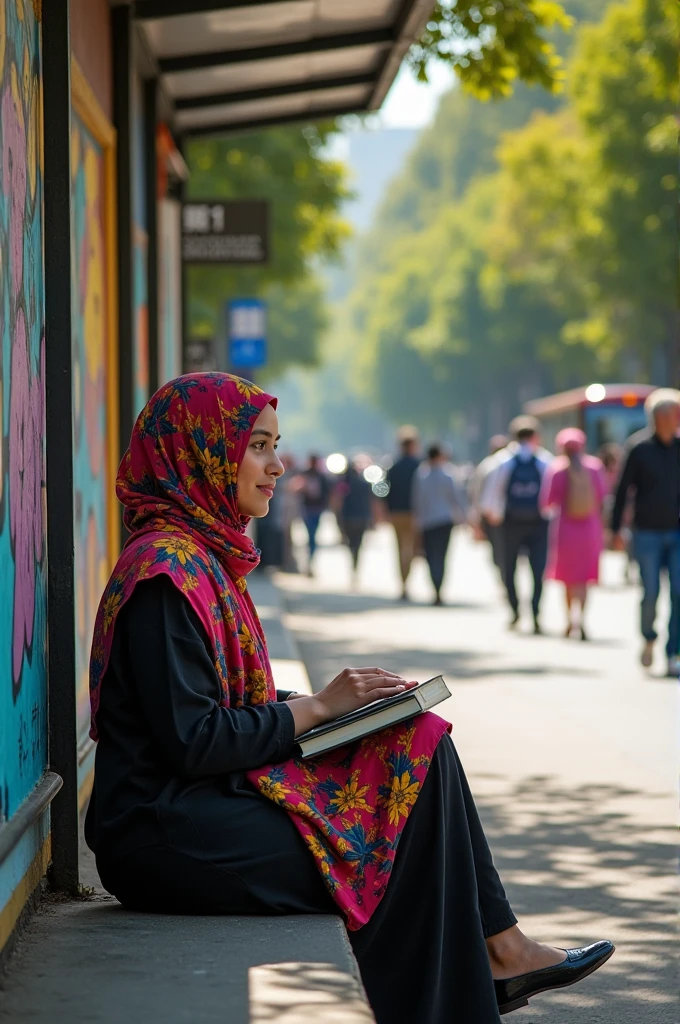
[85,374,613,1024]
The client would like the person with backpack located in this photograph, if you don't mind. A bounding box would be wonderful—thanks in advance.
[482,417,552,632]
[540,429,608,640]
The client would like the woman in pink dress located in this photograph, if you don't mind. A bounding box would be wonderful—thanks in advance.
[540,428,608,640]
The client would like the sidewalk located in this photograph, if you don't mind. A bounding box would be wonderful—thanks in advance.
[0,571,373,1024]
[278,520,678,1023]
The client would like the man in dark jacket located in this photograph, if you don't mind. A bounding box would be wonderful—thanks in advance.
[385,427,421,600]
[300,454,331,575]
[611,389,680,675]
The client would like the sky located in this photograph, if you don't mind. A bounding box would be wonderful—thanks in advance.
[326,62,455,162]
[380,61,456,128]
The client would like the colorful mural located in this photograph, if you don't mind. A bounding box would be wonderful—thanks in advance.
[0,0,47,827]
[158,198,182,384]
[71,110,110,771]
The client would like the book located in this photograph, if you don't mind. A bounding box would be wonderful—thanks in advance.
[296,674,451,759]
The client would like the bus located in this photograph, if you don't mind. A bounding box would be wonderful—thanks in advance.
[523,383,656,454]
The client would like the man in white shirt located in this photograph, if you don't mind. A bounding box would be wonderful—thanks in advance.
[481,417,552,632]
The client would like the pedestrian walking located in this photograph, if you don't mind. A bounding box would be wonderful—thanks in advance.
[86,374,614,1024]
[278,454,301,573]
[611,388,680,676]
[300,453,331,575]
[385,427,421,600]
[598,443,635,583]
[335,456,374,581]
[412,444,467,606]
[482,417,552,633]
[540,429,608,640]
[469,435,509,579]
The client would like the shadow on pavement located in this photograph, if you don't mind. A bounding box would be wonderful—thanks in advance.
[476,775,676,1021]
[280,583,600,688]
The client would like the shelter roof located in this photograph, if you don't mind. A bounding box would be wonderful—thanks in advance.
[133,0,434,136]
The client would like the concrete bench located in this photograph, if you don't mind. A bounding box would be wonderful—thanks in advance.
[0,895,374,1023]
[0,572,375,1023]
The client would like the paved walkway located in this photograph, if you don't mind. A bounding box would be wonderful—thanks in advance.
[278,519,678,1022]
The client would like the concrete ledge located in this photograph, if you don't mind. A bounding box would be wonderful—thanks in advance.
[0,898,374,1023]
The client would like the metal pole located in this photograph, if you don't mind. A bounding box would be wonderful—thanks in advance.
[178,143,189,372]
[113,4,134,457]
[42,0,79,893]
[144,78,159,393]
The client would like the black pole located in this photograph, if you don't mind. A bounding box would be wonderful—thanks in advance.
[144,79,159,392]
[112,5,134,457]
[178,143,189,372]
[43,0,79,893]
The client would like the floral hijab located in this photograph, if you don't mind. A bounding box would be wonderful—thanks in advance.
[89,373,276,735]
[90,372,449,931]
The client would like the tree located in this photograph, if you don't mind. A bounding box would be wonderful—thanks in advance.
[567,0,679,380]
[411,0,573,98]
[184,124,351,375]
[489,0,679,380]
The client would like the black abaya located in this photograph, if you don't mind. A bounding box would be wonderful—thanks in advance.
[86,576,515,1024]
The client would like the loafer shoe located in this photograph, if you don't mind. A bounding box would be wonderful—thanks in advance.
[496,939,615,1015]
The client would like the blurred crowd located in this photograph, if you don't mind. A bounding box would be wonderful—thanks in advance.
[255,387,680,678]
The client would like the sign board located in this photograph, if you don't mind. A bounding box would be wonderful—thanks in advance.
[182,200,269,264]
[228,299,267,369]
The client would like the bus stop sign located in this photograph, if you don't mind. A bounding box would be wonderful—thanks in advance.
[228,299,267,369]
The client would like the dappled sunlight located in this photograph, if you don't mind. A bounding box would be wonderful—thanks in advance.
[279,523,677,1021]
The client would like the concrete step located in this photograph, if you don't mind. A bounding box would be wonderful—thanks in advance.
[0,895,374,1023]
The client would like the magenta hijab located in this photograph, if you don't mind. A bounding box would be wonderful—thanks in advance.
[90,373,449,931]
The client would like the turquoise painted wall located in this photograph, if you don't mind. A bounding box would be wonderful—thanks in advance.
[0,0,48,921]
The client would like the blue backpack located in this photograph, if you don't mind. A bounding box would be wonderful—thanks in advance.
[505,456,542,522]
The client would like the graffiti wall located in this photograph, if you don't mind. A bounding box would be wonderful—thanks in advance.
[71,108,111,791]
[131,72,148,415]
[158,198,182,384]
[0,0,49,935]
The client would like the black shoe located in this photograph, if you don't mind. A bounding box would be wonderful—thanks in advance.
[496,940,615,1015]
[533,619,542,635]
[509,611,519,629]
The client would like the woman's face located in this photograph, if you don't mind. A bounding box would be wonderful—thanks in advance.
[237,403,284,518]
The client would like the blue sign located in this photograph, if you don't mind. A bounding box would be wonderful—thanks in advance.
[227,298,267,369]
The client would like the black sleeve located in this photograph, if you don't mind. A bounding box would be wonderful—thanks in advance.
[611,445,637,533]
[118,575,297,778]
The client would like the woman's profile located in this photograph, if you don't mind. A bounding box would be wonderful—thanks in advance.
[85,374,613,1023]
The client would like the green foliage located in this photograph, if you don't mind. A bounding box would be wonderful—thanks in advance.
[493,0,678,375]
[184,123,351,374]
[411,0,573,97]
[345,0,677,449]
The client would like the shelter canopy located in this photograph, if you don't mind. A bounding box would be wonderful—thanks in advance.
[134,0,434,135]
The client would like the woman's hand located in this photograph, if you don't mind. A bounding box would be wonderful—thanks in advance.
[285,668,418,738]
[316,667,417,721]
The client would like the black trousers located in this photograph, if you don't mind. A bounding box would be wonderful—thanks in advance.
[422,522,454,595]
[481,515,504,579]
[342,518,370,570]
[502,518,548,616]
[100,737,514,1024]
